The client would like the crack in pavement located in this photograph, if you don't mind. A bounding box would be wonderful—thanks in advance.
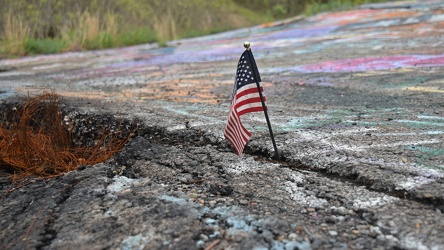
[1,113,444,249]
[36,179,81,250]
[136,120,444,210]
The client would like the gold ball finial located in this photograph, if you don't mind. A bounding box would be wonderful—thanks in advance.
[243,41,250,50]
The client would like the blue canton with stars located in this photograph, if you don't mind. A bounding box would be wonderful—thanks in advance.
[231,50,262,99]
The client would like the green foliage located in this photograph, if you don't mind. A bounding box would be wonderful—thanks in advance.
[233,0,306,19]
[304,0,387,16]
[24,38,65,54]
[233,5,275,24]
[182,28,230,39]
[84,32,114,50]
[118,28,158,46]
[272,4,288,18]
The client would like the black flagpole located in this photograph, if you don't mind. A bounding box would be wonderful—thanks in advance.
[244,41,279,159]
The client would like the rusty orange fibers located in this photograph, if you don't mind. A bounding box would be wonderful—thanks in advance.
[0,92,131,179]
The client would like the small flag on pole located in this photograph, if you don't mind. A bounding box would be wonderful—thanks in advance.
[224,48,266,156]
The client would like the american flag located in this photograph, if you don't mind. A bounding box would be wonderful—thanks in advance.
[224,50,266,156]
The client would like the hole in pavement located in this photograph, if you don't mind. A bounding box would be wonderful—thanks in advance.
[0,92,138,181]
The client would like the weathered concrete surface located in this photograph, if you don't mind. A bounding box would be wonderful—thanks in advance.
[1,1,444,249]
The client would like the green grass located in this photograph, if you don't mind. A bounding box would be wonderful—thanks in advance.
[182,27,231,39]
[118,28,158,46]
[304,0,388,16]
[24,38,65,54]
[235,6,275,25]
[20,30,159,55]
[84,32,114,50]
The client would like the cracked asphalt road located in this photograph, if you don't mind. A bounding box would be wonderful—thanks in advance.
[1,1,444,249]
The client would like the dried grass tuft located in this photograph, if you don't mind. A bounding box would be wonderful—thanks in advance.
[0,92,133,181]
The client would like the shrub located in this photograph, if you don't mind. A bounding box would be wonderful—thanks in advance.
[24,38,65,54]
[118,28,158,46]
